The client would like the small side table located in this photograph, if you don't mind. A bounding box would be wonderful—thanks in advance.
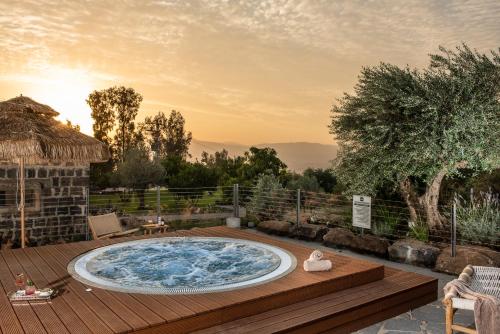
[142,224,169,235]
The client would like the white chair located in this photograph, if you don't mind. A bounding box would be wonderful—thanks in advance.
[444,266,500,334]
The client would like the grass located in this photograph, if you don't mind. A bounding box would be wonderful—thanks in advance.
[89,188,226,214]
[455,190,499,246]
[168,219,225,230]
[407,219,429,242]
[372,206,402,237]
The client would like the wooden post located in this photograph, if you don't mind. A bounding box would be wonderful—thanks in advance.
[156,185,161,223]
[296,189,301,226]
[233,184,239,218]
[444,299,453,334]
[19,157,26,248]
[451,200,457,257]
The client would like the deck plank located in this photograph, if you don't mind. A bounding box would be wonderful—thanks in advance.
[34,244,132,333]
[0,227,437,334]
[23,247,114,334]
[58,241,166,326]
[0,257,27,334]
[194,270,437,333]
[0,252,53,334]
[191,272,406,334]
[49,242,152,331]
[12,249,90,334]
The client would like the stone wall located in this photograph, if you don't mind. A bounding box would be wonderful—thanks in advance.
[0,162,89,247]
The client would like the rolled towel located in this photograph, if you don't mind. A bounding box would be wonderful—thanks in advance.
[458,272,472,284]
[309,249,324,261]
[303,259,332,272]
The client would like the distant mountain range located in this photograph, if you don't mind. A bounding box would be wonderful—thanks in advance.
[189,139,338,172]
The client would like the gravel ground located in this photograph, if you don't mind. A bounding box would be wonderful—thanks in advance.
[247,229,475,333]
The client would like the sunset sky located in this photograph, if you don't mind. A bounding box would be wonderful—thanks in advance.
[1,0,499,145]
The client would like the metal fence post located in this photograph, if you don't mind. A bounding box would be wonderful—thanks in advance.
[85,187,90,241]
[156,185,161,223]
[233,184,239,218]
[296,189,301,226]
[451,200,457,257]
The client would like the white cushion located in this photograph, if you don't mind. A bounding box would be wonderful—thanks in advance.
[452,297,475,310]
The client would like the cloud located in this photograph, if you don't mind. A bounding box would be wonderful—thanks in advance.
[198,0,499,61]
[0,0,498,143]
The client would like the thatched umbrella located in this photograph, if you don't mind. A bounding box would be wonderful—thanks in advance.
[0,96,110,247]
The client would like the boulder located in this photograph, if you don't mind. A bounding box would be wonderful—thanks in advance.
[292,223,329,241]
[354,234,390,257]
[322,228,356,248]
[388,239,441,268]
[257,220,292,236]
[323,228,389,256]
[434,246,500,275]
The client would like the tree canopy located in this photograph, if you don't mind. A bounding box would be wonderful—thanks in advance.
[139,110,192,159]
[115,146,165,208]
[87,86,143,162]
[238,147,287,183]
[330,44,500,229]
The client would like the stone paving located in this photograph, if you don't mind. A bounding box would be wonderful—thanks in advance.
[248,229,476,333]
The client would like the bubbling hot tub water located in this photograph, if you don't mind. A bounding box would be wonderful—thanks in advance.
[68,237,296,294]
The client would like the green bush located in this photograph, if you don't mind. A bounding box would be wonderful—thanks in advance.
[372,206,401,237]
[247,174,289,222]
[455,190,499,246]
[407,219,429,242]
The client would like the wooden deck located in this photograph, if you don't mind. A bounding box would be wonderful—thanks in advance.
[0,226,437,334]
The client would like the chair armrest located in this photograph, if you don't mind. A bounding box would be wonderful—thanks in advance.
[110,228,140,238]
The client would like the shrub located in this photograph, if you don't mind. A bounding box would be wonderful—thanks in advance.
[407,219,429,242]
[372,206,401,237]
[455,190,499,246]
[247,174,289,221]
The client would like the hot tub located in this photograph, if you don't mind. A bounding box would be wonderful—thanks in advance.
[68,237,296,294]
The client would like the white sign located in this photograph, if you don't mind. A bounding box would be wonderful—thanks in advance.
[352,195,371,229]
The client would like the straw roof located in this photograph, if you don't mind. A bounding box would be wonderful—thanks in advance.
[0,96,110,164]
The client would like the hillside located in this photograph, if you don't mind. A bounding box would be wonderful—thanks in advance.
[189,139,338,172]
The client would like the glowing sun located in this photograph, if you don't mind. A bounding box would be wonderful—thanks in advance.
[30,65,95,135]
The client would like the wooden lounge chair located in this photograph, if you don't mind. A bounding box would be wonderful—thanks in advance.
[444,266,500,334]
[88,212,140,240]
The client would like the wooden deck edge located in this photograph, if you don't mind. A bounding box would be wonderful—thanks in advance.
[132,265,385,334]
[286,278,438,334]
[193,275,438,334]
[324,291,437,334]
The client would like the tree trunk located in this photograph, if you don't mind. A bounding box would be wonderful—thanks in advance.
[399,167,449,230]
[418,168,447,230]
[137,189,146,210]
[399,178,420,223]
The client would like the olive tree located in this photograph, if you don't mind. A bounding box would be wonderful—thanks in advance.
[115,146,165,209]
[330,44,500,229]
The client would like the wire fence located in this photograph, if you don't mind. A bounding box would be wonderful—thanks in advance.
[85,185,499,255]
[238,186,499,253]
[87,186,236,234]
[2,182,496,255]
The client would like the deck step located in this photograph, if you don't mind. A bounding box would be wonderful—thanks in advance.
[194,268,438,334]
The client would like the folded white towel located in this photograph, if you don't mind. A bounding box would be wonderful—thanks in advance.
[308,249,324,261]
[303,259,332,272]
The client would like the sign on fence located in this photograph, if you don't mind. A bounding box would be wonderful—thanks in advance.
[352,195,371,229]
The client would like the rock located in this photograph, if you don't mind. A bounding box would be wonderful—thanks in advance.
[434,246,500,275]
[354,234,390,257]
[257,220,292,236]
[323,228,389,256]
[322,228,356,248]
[388,239,441,268]
[293,223,329,241]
